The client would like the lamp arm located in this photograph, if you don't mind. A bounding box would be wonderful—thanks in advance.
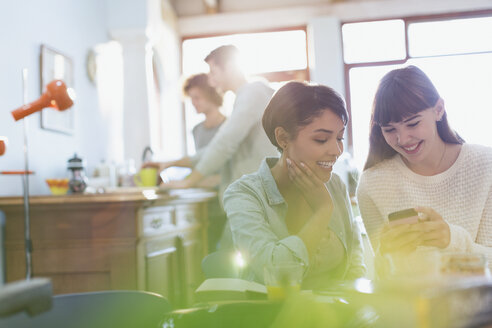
[11,92,52,121]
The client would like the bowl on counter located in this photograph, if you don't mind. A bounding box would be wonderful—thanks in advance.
[45,178,70,195]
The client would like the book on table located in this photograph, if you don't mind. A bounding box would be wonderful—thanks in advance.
[195,278,267,302]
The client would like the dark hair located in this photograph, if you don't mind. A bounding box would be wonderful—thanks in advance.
[204,45,239,69]
[183,73,223,107]
[364,65,464,170]
[262,81,349,152]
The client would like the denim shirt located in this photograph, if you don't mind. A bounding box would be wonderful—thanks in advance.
[223,158,366,286]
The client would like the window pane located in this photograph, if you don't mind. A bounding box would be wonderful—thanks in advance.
[409,17,492,57]
[182,30,307,77]
[342,20,406,64]
[182,30,307,154]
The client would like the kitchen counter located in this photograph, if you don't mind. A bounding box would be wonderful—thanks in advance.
[0,187,216,205]
[1,187,217,304]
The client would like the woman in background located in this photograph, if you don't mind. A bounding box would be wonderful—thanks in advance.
[146,73,226,250]
[185,73,226,151]
[357,65,492,272]
[145,73,225,184]
[152,73,225,169]
[223,81,366,288]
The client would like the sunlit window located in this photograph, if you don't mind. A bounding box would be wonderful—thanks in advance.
[182,30,307,77]
[344,13,492,171]
[181,29,308,154]
[349,64,401,170]
[342,20,406,64]
[409,16,492,57]
[410,54,492,148]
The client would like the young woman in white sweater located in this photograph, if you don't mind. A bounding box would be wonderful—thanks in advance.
[357,65,492,272]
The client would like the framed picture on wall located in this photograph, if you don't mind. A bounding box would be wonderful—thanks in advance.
[40,44,74,135]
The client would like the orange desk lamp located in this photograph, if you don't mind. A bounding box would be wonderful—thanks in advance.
[4,70,74,280]
[11,80,74,121]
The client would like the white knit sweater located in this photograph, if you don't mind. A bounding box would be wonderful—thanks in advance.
[357,143,492,269]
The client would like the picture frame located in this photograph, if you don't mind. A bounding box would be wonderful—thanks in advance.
[40,44,74,135]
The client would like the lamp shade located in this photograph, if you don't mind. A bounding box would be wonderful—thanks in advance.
[11,80,74,121]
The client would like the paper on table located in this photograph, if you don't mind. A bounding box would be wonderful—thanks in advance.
[195,278,267,302]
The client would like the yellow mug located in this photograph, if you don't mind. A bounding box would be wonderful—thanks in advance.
[134,168,158,187]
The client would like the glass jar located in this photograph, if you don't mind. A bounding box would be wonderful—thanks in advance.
[67,153,88,193]
[118,158,136,187]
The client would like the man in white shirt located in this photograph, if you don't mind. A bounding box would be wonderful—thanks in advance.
[163,45,277,200]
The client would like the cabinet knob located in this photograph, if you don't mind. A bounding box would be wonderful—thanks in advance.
[150,217,163,229]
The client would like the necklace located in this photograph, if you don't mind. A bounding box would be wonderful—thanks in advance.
[435,143,447,173]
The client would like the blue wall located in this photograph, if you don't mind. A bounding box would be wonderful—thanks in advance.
[0,0,111,196]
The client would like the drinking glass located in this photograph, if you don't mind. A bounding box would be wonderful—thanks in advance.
[264,262,304,301]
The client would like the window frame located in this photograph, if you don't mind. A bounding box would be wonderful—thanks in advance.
[342,9,492,153]
[179,26,310,155]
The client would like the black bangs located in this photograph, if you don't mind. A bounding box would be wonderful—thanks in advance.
[313,86,349,126]
[294,85,348,127]
[364,65,462,171]
[374,75,435,126]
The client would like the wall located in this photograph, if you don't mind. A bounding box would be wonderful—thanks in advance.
[147,0,185,162]
[106,0,153,169]
[106,0,183,166]
[0,0,111,196]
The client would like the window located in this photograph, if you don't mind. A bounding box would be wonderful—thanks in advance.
[342,19,406,64]
[181,28,308,154]
[343,12,492,171]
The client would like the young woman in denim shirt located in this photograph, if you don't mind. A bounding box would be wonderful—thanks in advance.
[223,81,366,288]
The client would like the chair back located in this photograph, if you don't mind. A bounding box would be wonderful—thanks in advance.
[0,290,171,328]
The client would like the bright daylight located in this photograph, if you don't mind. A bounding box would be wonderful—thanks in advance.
[1,1,492,328]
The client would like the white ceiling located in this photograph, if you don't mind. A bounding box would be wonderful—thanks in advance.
[171,0,349,17]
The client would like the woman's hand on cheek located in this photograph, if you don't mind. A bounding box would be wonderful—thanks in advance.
[414,206,451,249]
[286,158,333,212]
[380,223,422,254]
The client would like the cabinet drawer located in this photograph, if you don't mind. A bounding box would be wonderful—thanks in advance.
[140,206,175,237]
[175,204,199,227]
[145,237,177,258]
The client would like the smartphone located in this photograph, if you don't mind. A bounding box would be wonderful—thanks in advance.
[388,208,419,226]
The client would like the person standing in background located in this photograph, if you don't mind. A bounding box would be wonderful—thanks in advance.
[183,73,227,251]
[185,73,226,152]
[148,73,225,184]
[145,73,227,251]
[161,45,278,200]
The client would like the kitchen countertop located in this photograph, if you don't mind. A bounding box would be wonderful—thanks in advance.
[0,187,217,206]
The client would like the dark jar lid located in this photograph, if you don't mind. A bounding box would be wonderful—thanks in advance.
[67,153,85,170]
